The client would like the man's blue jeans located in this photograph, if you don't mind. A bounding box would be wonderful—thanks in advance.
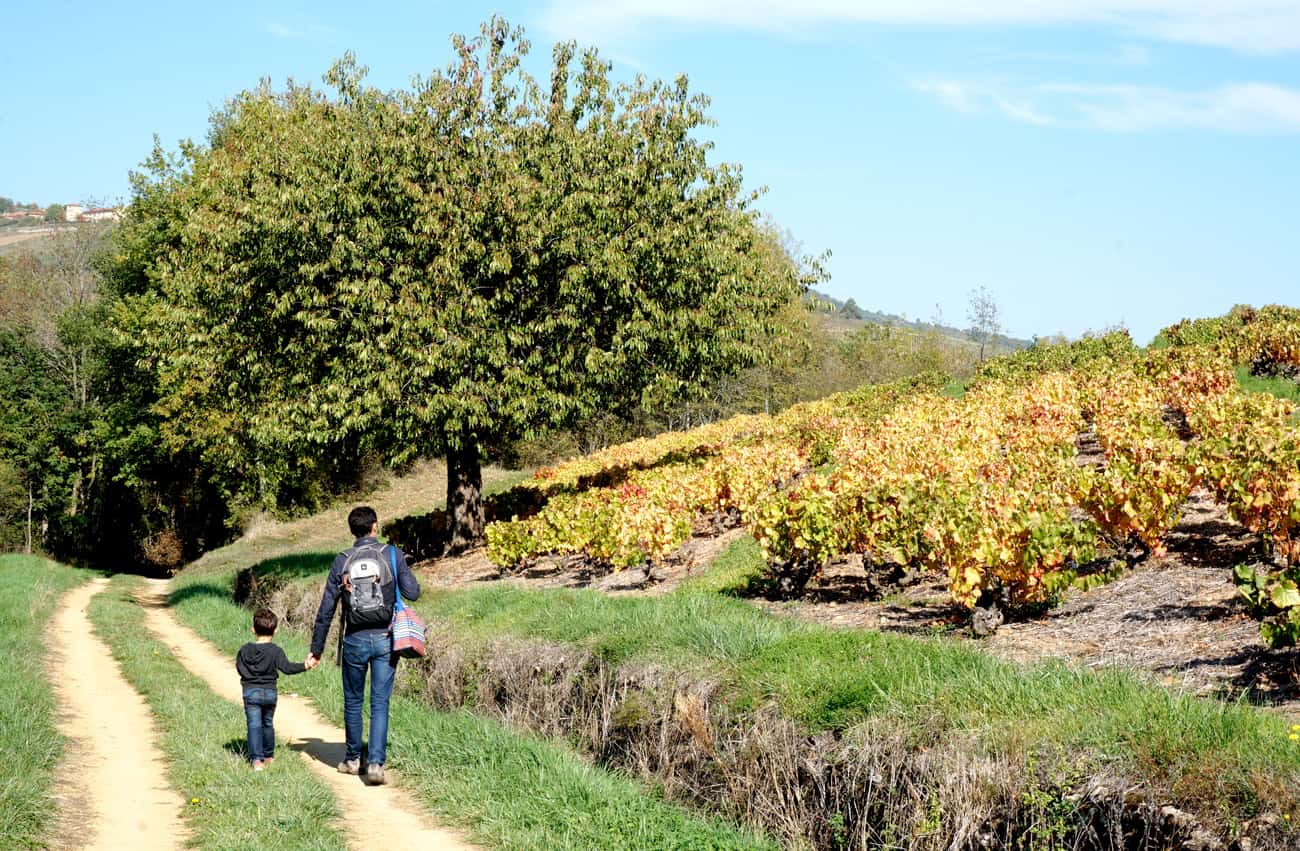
[242,686,278,763]
[341,631,398,766]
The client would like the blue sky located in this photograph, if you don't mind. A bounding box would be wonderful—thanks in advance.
[3,1,1298,344]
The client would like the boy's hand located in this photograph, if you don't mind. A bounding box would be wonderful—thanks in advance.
[304,655,319,670]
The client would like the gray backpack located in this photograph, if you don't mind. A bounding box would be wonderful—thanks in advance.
[341,543,394,630]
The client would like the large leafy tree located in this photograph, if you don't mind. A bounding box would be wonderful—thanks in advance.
[130,19,806,549]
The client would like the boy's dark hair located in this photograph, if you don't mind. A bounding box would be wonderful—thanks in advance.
[253,608,278,636]
[348,506,378,538]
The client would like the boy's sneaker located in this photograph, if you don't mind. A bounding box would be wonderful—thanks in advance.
[252,760,265,772]
[366,764,385,785]
[337,759,361,775]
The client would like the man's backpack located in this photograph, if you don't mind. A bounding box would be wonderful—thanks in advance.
[340,542,394,630]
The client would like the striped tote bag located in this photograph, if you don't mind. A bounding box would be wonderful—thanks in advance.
[388,548,427,658]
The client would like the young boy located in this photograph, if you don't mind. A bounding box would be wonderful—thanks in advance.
[236,608,317,770]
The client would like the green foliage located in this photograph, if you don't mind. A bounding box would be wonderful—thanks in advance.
[123,20,807,539]
[0,222,235,567]
[1233,563,1300,648]
[0,556,90,847]
[0,459,26,551]
[1156,314,1246,349]
[970,330,1137,388]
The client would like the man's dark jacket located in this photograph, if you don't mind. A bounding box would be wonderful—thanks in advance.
[310,536,421,658]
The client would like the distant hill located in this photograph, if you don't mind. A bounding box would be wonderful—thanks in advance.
[805,289,1033,351]
[0,226,73,255]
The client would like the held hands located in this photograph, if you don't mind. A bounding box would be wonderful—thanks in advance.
[304,654,320,670]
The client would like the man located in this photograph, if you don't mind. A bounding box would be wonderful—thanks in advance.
[308,505,420,785]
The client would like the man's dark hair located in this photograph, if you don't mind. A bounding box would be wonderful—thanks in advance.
[348,505,378,538]
[253,608,278,636]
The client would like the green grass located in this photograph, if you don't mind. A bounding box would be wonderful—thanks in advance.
[411,538,1300,816]
[1234,364,1300,404]
[676,535,768,597]
[168,570,778,850]
[940,378,968,398]
[183,461,530,582]
[88,575,349,850]
[0,555,92,848]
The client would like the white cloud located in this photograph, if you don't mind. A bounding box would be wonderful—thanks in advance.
[540,0,1300,54]
[913,79,1300,132]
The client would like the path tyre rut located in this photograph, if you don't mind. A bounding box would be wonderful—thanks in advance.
[135,579,472,851]
[49,578,188,850]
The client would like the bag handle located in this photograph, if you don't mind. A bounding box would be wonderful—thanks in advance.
[389,545,405,612]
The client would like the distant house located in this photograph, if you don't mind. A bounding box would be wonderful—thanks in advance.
[1,209,40,220]
[64,204,84,222]
[80,207,121,222]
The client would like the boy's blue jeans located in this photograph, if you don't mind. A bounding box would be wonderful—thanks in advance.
[242,686,278,763]
[341,632,398,766]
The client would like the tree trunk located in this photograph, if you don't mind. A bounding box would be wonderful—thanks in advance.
[445,439,484,554]
[26,482,33,555]
[69,470,81,517]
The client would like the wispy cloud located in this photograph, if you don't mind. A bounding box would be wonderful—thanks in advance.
[540,0,1300,54]
[914,79,1300,133]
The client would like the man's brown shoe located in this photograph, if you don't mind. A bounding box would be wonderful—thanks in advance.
[366,763,385,785]
[337,759,361,775]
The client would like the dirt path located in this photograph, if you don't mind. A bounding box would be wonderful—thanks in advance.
[48,578,188,850]
[135,580,473,851]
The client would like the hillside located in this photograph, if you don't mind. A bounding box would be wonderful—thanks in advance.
[807,287,1034,350]
[148,305,1300,851]
[11,305,1278,847]
[0,225,70,254]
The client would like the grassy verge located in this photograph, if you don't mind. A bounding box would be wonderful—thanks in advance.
[88,575,348,850]
[677,535,768,597]
[185,462,529,582]
[1235,364,1300,405]
[168,569,778,850]
[418,537,1300,817]
[0,555,92,848]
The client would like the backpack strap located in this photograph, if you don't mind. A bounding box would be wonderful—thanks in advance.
[335,547,349,666]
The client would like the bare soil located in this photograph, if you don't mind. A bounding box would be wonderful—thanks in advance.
[415,491,1300,717]
[416,527,750,596]
[745,489,1300,714]
[134,580,474,851]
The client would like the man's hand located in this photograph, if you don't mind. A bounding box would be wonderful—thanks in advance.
[305,654,320,670]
